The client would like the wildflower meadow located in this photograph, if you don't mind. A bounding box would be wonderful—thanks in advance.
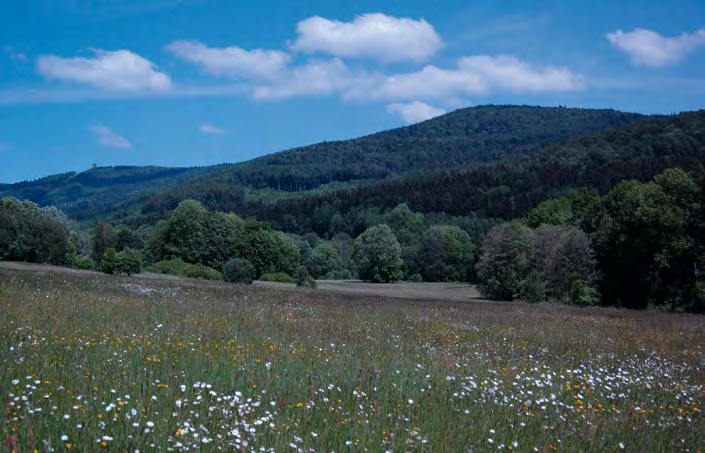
[1,266,702,452]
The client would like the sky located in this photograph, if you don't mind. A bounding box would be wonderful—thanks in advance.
[1,0,704,183]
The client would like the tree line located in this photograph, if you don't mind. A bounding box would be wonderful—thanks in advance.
[2,165,703,311]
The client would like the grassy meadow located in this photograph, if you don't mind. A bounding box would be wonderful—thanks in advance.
[0,266,703,452]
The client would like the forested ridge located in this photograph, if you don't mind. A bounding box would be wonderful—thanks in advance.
[249,110,705,235]
[200,105,648,191]
[0,165,229,221]
[1,105,648,224]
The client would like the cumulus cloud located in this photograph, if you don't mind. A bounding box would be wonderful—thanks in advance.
[37,50,172,91]
[291,13,443,62]
[167,40,290,79]
[387,101,446,124]
[606,27,705,67]
[199,123,229,135]
[368,65,487,101]
[457,55,583,92]
[368,55,583,101]
[252,58,367,100]
[91,124,132,148]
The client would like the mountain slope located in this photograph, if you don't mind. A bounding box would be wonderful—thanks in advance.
[0,165,229,220]
[166,105,649,193]
[1,105,651,222]
[245,110,705,236]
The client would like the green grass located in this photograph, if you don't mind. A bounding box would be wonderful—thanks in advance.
[0,267,702,452]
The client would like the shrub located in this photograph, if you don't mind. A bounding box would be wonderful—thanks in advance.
[99,248,142,276]
[116,248,142,276]
[69,255,94,270]
[259,272,295,283]
[146,258,222,281]
[100,248,120,275]
[298,276,318,288]
[295,266,317,288]
[324,268,353,280]
[222,258,256,284]
[570,279,600,306]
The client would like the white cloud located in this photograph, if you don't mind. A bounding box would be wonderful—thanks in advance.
[252,58,367,100]
[167,40,290,79]
[368,65,487,101]
[367,55,582,101]
[291,13,443,62]
[606,28,705,67]
[37,50,171,91]
[90,124,132,148]
[387,101,446,124]
[457,55,583,92]
[199,123,229,135]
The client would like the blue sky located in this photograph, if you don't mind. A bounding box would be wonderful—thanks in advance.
[1,0,704,183]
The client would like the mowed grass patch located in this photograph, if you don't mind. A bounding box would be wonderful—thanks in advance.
[0,267,702,452]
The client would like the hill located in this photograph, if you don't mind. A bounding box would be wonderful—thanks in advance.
[245,110,705,236]
[136,105,649,218]
[0,165,229,221]
[0,105,650,223]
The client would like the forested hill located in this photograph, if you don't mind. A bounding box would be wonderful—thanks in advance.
[0,165,228,221]
[167,105,649,193]
[0,105,650,222]
[247,109,705,236]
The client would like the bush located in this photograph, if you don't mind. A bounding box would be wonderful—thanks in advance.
[298,276,318,288]
[99,248,142,276]
[146,258,222,281]
[222,258,256,284]
[570,279,600,306]
[295,266,317,288]
[117,248,142,276]
[100,248,120,275]
[259,272,295,283]
[408,273,423,282]
[69,255,94,270]
[324,268,353,280]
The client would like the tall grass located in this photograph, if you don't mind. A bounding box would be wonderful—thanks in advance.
[1,267,702,451]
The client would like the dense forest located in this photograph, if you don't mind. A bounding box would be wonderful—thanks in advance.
[247,110,705,237]
[0,165,228,221]
[183,105,648,191]
[1,105,648,223]
[1,105,704,312]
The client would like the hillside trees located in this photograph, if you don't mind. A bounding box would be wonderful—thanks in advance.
[476,222,536,301]
[417,225,476,282]
[0,197,75,264]
[148,199,244,270]
[305,242,346,279]
[596,169,701,309]
[352,224,405,282]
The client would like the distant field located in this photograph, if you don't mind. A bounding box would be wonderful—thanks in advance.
[1,265,703,451]
[256,280,484,302]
